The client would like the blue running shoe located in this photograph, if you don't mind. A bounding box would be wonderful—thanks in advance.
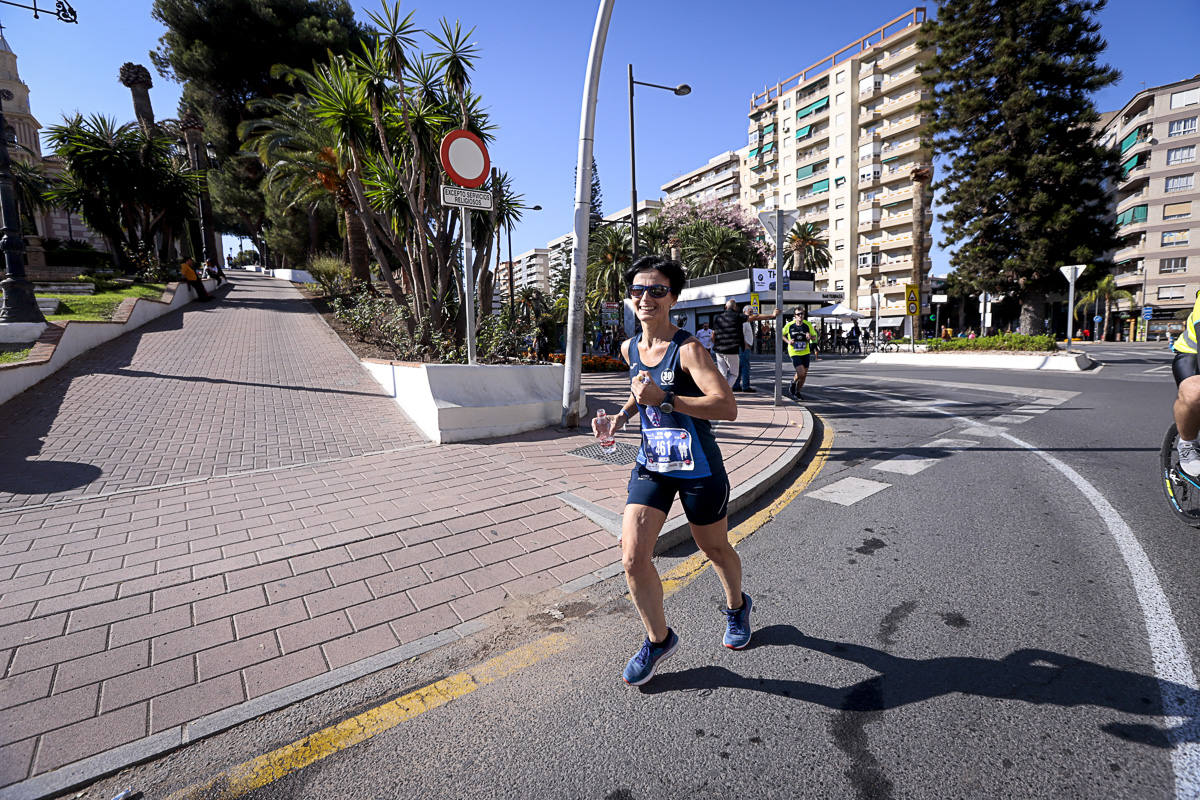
[622,629,679,686]
[722,592,753,650]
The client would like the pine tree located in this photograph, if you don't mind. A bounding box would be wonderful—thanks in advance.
[573,156,604,230]
[921,0,1123,333]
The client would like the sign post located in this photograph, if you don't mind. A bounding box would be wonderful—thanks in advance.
[439,130,492,365]
[758,209,799,406]
[1059,264,1087,349]
[904,283,919,352]
[932,292,947,337]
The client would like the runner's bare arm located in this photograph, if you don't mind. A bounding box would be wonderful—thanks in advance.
[631,338,736,421]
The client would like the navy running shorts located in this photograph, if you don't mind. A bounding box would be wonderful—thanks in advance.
[626,464,730,526]
[791,353,811,369]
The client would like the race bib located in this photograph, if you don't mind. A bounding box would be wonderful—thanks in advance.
[642,427,695,473]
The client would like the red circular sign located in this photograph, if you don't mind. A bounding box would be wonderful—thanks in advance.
[439,129,491,189]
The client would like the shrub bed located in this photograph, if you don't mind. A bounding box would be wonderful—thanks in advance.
[922,333,1057,352]
[548,353,627,372]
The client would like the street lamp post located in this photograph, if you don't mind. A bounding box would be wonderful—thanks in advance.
[508,204,541,314]
[0,6,79,324]
[627,65,689,260]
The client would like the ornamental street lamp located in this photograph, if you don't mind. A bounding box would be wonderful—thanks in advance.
[508,204,541,314]
[627,65,689,260]
[0,7,79,324]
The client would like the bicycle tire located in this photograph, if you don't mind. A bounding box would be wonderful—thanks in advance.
[1160,423,1200,528]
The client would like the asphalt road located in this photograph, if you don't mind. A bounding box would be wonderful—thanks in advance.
[80,342,1199,800]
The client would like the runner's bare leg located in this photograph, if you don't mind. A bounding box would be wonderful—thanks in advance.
[621,504,669,642]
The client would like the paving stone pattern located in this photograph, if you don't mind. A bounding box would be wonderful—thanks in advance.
[0,274,804,789]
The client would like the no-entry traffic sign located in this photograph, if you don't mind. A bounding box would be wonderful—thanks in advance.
[439,129,490,189]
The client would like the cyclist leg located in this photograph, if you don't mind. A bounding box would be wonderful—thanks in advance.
[1173,354,1200,440]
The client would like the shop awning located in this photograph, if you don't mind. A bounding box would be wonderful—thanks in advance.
[875,316,906,327]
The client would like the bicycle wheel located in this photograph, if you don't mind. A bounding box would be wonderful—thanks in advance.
[1160,423,1200,527]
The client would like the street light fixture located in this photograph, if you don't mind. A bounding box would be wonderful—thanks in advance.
[628,65,690,260]
[508,204,541,314]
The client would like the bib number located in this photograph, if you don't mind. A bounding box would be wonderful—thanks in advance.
[642,427,695,473]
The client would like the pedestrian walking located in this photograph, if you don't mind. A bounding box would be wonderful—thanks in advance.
[180,257,213,302]
[591,255,752,686]
[733,316,755,392]
[696,323,714,358]
[712,299,779,387]
[782,307,818,400]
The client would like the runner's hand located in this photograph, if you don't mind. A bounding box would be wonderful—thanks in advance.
[631,370,665,406]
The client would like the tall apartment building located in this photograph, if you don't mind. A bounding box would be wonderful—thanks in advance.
[498,247,552,297]
[737,8,932,320]
[1099,74,1200,334]
[661,151,741,208]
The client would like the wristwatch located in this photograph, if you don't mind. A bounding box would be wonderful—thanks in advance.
[659,391,675,414]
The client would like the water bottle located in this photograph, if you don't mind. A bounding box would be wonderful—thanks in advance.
[596,409,617,454]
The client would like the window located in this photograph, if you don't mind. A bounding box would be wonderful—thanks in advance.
[1163,230,1190,247]
[1160,257,1188,274]
[1158,285,1185,300]
[836,92,846,105]
[834,218,843,230]
[783,193,792,204]
[834,176,846,187]
[1169,117,1198,137]
[1115,205,1148,226]
[1170,88,1200,109]
[835,113,846,126]
[836,70,846,84]
[1164,201,1192,220]
[835,199,845,209]
[835,156,846,168]
[835,241,845,251]
[783,175,790,185]
[1167,145,1196,165]
[1166,174,1194,193]
[783,98,791,110]
[834,280,844,290]
[835,134,846,147]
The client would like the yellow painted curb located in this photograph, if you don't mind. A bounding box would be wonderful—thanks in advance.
[165,632,574,800]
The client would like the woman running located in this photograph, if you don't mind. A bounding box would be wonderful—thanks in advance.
[592,255,752,686]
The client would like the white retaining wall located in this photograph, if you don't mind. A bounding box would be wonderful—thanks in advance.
[862,351,1095,371]
[0,280,216,407]
[362,361,588,444]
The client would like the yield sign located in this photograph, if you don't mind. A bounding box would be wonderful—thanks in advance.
[1058,264,1087,284]
[440,129,491,188]
[757,209,799,242]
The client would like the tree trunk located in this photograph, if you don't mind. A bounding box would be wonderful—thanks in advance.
[344,209,370,286]
[307,211,320,257]
[1018,295,1042,335]
[1103,298,1112,342]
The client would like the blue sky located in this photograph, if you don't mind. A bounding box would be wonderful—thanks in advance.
[6,0,1199,272]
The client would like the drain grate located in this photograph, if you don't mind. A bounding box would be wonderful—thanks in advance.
[567,441,640,465]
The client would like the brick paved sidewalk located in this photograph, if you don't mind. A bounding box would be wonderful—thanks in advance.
[0,274,809,798]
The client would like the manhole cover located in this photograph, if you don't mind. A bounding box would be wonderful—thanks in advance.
[567,441,640,465]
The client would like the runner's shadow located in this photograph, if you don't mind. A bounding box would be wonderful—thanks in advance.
[642,625,1199,747]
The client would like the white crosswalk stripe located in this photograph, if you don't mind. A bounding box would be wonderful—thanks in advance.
[807,476,891,505]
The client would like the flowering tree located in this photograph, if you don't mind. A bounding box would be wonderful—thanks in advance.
[656,199,771,266]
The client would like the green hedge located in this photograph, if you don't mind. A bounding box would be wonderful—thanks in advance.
[923,333,1056,352]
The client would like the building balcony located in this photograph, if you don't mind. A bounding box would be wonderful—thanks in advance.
[882,66,922,90]
[795,166,830,187]
[879,42,921,69]
[881,90,927,116]
[859,77,883,100]
[880,114,925,136]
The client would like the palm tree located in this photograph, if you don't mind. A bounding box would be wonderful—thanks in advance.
[588,224,632,303]
[783,221,832,272]
[513,286,548,325]
[1074,274,1134,341]
[636,218,670,257]
[680,221,752,277]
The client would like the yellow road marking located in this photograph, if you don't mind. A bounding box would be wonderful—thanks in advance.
[165,632,574,800]
[659,418,834,597]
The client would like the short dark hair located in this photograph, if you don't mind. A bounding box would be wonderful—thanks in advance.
[625,255,685,296]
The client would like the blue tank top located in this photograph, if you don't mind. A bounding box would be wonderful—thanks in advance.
[627,329,724,479]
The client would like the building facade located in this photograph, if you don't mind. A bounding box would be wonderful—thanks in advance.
[1099,75,1200,334]
[660,151,741,208]
[499,247,552,297]
[736,8,932,323]
[0,31,107,259]
[543,200,663,281]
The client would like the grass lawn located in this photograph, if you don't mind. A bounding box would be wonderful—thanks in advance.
[43,284,166,322]
[0,345,32,364]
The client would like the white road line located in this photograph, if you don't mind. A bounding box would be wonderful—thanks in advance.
[1145,365,1173,374]
[872,454,938,475]
[1015,404,1051,414]
[925,437,979,450]
[807,476,891,506]
[844,385,1199,799]
[991,414,1036,425]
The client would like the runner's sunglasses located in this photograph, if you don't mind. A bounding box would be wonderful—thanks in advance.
[628,284,672,299]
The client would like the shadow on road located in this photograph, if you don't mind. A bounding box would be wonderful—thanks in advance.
[642,624,1198,748]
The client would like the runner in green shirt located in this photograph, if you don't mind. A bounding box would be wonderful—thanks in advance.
[781,307,818,400]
